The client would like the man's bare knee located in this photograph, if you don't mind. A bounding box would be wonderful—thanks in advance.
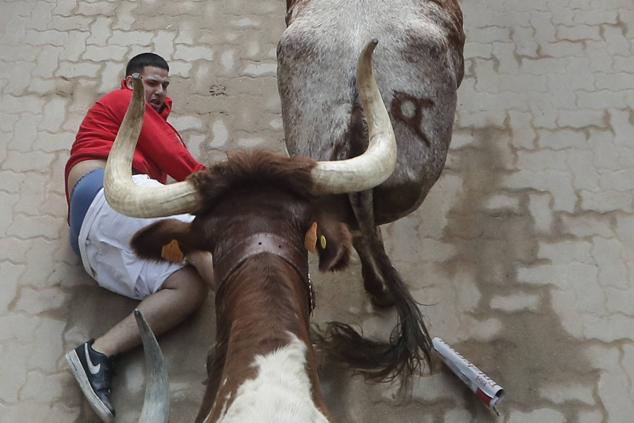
[163,267,208,305]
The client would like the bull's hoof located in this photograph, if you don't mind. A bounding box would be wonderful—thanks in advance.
[366,286,395,308]
[362,267,395,308]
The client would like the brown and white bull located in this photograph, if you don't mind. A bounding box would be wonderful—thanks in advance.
[105,42,396,422]
[277,0,465,381]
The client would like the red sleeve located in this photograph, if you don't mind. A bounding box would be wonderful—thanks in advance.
[101,90,205,182]
[137,115,205,182]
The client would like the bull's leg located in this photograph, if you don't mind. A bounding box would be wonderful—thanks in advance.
[317,191,433,384]
[348,191,394,307]
[194,344,226,423]
[193,351,215,423]
[352,231,395,308]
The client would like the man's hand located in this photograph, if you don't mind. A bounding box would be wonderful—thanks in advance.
[186,250,215,290]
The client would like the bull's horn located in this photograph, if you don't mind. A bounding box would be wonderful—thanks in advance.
[310,39,397,194]
[104,74,200,218]
[135,309,170,423]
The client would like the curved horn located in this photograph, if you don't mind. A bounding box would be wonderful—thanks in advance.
[134,309,170,423]
[104,74,200,218]
[310,39,397,195]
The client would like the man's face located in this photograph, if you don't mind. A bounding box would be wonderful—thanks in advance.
[126,66,170,112]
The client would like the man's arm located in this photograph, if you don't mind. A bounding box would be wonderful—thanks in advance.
[186,250,215,290]
[103,89,205,181]
[134,109,205,181]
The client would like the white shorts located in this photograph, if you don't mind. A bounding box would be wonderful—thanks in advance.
[78,175,195,300]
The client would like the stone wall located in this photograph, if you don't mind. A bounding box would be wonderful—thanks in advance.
[1,0,633,421]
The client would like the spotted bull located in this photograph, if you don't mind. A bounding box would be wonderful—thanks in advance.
[277,0,465,381]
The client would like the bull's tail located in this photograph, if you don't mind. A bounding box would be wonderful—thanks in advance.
[315,190,432,386]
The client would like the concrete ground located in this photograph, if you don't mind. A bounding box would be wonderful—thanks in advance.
[1,0,633,422]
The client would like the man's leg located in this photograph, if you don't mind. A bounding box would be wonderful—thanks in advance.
[66,258,211,422]
[67,174,214,421]
[92,265,207,356]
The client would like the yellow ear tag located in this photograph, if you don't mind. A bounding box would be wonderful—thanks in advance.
[319,235,327,250]
[161,239,184,263]
[304,222,318,253]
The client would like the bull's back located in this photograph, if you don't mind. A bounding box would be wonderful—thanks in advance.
[278,0,464,224]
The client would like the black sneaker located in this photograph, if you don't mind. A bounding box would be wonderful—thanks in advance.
[65,340,115,422]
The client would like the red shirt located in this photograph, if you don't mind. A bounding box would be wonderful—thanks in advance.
[65,81,205,205]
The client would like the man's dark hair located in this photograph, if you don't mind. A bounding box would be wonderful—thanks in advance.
[125,53,169,76]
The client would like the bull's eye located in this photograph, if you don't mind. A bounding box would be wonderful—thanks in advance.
[319,235,327,250]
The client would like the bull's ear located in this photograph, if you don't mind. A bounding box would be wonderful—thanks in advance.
[314,218,352,272]
[131,219,195,261]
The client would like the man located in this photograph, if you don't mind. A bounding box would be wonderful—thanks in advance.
[64,53,214,422]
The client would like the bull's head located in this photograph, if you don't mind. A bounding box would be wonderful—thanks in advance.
[104,40,396,422]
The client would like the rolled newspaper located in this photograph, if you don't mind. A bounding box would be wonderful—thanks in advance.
[432,337,505,414]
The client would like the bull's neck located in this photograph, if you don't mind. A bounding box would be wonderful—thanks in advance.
[217,256,313,367]
[205,257,329,422]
